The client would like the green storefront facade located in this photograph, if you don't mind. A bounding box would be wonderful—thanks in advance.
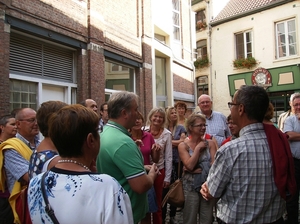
[228,64,300,123]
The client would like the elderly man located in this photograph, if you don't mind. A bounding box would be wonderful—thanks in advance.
[197,94,230,147]
[201,85,295,223]
[278,92,300,131]
[0,108,40,223]
[96,91,159,224]
[283,93,300,224]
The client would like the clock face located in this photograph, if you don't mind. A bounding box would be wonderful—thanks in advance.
[252,68,272,88]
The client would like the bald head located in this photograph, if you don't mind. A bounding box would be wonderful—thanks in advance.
[85,99,98,113]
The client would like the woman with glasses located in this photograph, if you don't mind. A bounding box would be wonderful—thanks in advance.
[221,114,240,146]
[178,113,217,224]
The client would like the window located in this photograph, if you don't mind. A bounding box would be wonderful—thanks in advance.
[196,40,207,59]
[275,19,297,58]
[195,10,206,31]
[154,34,166,44]
[10,79,38,111]
[235,31,253,59]
[105,61,135,92]
[172,0,180,41]
[155,57,167,107]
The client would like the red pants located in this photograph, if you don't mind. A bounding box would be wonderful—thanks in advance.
[152,168,165,224]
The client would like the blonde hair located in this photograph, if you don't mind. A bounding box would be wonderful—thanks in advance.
[146,107,166,128]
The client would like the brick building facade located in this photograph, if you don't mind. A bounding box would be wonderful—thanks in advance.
[0,0,195,116]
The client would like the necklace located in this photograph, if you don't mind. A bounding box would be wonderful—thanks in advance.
[58,159,91,171]
[150,127,162,137]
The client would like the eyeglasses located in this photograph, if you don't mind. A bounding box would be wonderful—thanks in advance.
[228,102,239,109]
[18,118,37,123]
[293,103,300,107]
[192,124,207,128]
[227,122,235,125]
[199,101,211,105]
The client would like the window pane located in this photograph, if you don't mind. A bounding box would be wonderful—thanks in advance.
[155,57,166,96]
[235,33,244,58]
[9,79,38,111]
[173,27,180,40]
[172,0,179,10]
[105,61,134,92]
[173,12,180,26]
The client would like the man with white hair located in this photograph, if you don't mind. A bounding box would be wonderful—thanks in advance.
[278,92,300,131]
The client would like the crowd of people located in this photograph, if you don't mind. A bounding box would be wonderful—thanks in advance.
[0,85,299,224]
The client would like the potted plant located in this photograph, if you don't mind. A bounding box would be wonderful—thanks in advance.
[196,21,207,31]
[233,56,258,69]
[194,56,209,69]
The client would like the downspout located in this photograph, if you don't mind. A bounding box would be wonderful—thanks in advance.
[206,0,213,100]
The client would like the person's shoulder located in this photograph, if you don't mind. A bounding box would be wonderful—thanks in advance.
[212,110,227,118]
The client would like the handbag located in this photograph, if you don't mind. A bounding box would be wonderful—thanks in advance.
[41,171,60,224]
[162,160,185,207]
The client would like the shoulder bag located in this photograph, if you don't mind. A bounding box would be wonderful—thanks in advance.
[41,171,60,224]
[161,160,185,207]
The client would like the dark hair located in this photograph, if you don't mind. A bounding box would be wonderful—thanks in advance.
[235,85,269,122]
[48,104,100,157]
[174,101,187,112]
[107,91,138,119]
[37,101,68,137]
[0,114,15,134]
[100,102,108,112]
[227,114,232,122]
[10,108,21,117]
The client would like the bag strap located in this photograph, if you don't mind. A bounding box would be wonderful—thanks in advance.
[41,171,60,224]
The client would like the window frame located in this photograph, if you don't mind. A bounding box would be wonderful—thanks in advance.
[235,30,253,59]
[275,18,297,59]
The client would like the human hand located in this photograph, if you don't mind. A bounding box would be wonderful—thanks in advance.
[152,143,161,152]
[135,139,144,147]
[149,163,160,177]
[163,181,170,188]
[196,140,208,153]
[200,182,213,201]
[144,164,152,172]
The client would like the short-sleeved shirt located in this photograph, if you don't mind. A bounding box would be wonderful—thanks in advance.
[283,115,300,159]
[138,131,155,165]
[28,168,133,224]
[97,121,147,224]
[4,133,40,192]
[207,123,285,223]
[197,111,230,147]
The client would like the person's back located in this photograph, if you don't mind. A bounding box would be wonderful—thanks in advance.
[201,85,290,224]
[28,104,133,224]
[214,123,285,223]
[28,170,132,224]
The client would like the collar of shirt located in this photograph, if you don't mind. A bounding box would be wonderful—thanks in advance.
[198,110,213,120]
[239,123,264,137]
[106,120,131,137]
[16,132,40,150]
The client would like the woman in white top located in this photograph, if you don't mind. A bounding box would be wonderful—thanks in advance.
[27,104,133,224]
[144,107,172,224]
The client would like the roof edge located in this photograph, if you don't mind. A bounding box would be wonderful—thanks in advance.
[210,0,294,27]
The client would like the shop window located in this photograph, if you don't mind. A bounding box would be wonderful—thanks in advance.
[235,30,253,59]
[105,61,135,92]
[275,19,297,58]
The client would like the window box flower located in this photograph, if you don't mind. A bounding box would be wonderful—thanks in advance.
[196,21,207,31]
[194,56,209,69]
[233,56,258,69]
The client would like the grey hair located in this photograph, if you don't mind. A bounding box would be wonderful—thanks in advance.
[107,91,138,119]
[198,94,212,104]
[290,92,300,102]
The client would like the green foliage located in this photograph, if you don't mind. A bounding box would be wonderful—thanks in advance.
[233,57,258,69]
[194,56,209,69]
